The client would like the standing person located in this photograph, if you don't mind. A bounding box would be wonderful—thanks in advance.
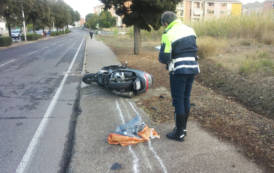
[89,31,93,39]
[158,11,200,142]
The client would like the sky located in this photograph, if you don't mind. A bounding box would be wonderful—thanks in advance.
[64,0,268,19]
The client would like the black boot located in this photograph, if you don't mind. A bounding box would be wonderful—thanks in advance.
[166,114,185,142]
[166,127,185,142]
[183,113,189,136]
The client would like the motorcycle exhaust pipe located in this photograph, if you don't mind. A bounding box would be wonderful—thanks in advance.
[112,91,134,98]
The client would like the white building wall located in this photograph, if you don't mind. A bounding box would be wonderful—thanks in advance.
[227,3,232,15]
[176,2,185,18]
[0,20,8,36]
[215,3,221,18]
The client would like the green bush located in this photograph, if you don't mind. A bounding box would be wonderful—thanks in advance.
[28,33,42,40]
[50,31,57,36]
[50,30,70,36]
[239,52,274,75]
[58,31,64,35]
[65,29,71,33]
[0,36,12,47]
[50,31,61,36]
[21,34,42,41]
[55,31,61,35]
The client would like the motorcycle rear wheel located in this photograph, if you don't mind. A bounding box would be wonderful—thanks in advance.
[82,73,97,84]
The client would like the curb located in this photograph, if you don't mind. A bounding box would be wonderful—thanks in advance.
[82,36,88,75]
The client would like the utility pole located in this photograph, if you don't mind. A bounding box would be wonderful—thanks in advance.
[21,6,27,41]
[20,1,27,41]
[202,0,206,21]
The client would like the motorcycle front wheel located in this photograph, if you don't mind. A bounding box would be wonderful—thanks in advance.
[82,73,97,84]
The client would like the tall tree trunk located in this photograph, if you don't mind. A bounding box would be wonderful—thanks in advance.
[5,14,12,37]
[134,25,141,55]
[32,20,35,33]
[7,22,11,37]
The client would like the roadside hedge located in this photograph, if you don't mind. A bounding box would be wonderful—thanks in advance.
[0,36,12,47]
[50,29,71,36]
[50,31,61,36]
[21,34,42,41]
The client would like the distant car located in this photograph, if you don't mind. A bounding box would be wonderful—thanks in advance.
[11,29,21,39]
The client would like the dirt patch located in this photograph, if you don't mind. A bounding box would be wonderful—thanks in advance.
[190,83,274,172]
[197,58,274,119]
[134,87,173,123]
[99,36,274,172]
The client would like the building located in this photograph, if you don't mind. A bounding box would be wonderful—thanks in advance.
[80,18,85,26]
[243,2,263,15]
[242,0,273,15]
[263,0,274,12]
[176,0,242,22]
[0,17,8,36]
[94,4,104,15]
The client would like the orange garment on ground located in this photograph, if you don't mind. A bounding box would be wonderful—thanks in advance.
[108,125,160,146]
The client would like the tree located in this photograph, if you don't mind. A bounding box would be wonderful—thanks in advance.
[99,11,116,28]
[85,13,99,29]
[72,10,80,24]
[101,0,180,54]
[67,9,80,26]
[27,0,49,32]
[0,0,79,35]
[0,0,9,15]
[37,0,51,30]
[52,0,69,30]
[0,0,23,37]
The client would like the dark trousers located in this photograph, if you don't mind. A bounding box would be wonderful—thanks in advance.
[170,73,194,129]
[89,31,93,39]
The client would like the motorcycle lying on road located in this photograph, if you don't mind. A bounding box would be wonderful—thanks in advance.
[82,65,153,97]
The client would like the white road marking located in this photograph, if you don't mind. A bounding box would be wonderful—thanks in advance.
[129,146,139,173]
[26,50,40,56]
[128,101,168,173]
[120,99,132,119]
[115,100,139,173]
[0,59,16,68]
[16,38,85,173]
[120,100,153,171]
[147,141,168,173]
[115,100,126,124]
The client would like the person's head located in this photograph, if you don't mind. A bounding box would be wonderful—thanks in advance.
[161,11,177,26]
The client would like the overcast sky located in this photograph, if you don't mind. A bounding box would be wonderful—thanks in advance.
[64,0,267,19]
[64,0,102,18]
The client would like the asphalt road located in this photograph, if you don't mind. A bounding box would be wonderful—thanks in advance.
[0,29,86,173]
